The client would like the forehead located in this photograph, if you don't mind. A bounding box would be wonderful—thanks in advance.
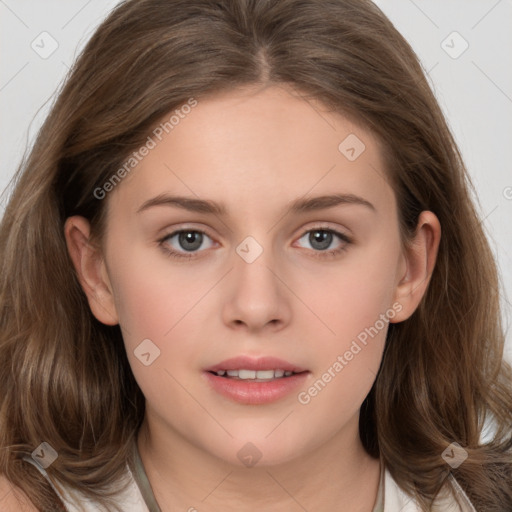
[107,85,395,220]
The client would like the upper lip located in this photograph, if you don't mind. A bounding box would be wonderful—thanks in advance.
[205,356,308,373]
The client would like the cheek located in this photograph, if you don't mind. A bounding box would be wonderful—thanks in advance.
[107,238,205,335]
[114,274,178,341]
[105,246,204,374]
[302,238,400,348]
[110,265,208,413]
[294,238,399,408]
[295,282,389,435]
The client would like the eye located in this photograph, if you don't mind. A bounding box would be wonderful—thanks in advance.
[158,226,352,261]
[296,228,352,258]
[159,229,215,259]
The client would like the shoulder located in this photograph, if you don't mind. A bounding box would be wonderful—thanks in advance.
[0,474,38,511]
[383,468,476,512]
[431,475,477,512]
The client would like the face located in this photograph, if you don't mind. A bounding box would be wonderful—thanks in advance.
[74,85,418,467]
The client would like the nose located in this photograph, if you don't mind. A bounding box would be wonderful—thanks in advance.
[221,241,292,333]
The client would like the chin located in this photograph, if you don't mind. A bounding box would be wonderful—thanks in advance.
[215,433,311,469]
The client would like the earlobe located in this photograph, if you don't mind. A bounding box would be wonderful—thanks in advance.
[64,216,119,326]
[390,211,441,323]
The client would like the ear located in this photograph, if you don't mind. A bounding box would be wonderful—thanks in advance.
[64,216,119,325]
[390,210,441,323]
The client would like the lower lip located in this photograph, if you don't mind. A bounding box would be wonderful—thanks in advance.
[203,371,309,405]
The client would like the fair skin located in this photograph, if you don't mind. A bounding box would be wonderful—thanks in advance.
[0,480,37,511]
[56,84,440,511]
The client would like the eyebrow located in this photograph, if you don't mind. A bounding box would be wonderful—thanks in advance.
[136,192,376,216]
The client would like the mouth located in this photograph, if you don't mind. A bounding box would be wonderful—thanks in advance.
[208,368,305,382]
[203,356,310,404]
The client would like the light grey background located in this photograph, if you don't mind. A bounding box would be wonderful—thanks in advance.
[1,0,511,362]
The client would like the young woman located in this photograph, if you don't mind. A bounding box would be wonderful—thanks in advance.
[1,0,511,510]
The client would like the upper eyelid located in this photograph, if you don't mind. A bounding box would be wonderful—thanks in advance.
[161,223,350,237]
[160,225,216,243]
[295,227,352,247]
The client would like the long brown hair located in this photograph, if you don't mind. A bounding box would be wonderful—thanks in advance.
[1,0,511,510]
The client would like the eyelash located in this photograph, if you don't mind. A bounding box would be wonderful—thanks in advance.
[158,227,352,261]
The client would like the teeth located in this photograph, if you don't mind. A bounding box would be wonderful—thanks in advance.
[253,370,274,379]
[215,369,295,380]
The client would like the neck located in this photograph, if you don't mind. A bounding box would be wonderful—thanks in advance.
[136,412,381,511]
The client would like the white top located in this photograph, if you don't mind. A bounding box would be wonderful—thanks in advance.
[23,455,476,512]
[23,456,149,512]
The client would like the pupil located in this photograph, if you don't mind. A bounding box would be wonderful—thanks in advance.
[310,230,332,250]
[179,231,202,251]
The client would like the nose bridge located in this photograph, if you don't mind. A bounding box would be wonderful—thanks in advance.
[234,233,279,302]
[223,233,290,330]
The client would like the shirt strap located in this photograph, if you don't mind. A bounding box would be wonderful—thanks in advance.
[128,439,162,512]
